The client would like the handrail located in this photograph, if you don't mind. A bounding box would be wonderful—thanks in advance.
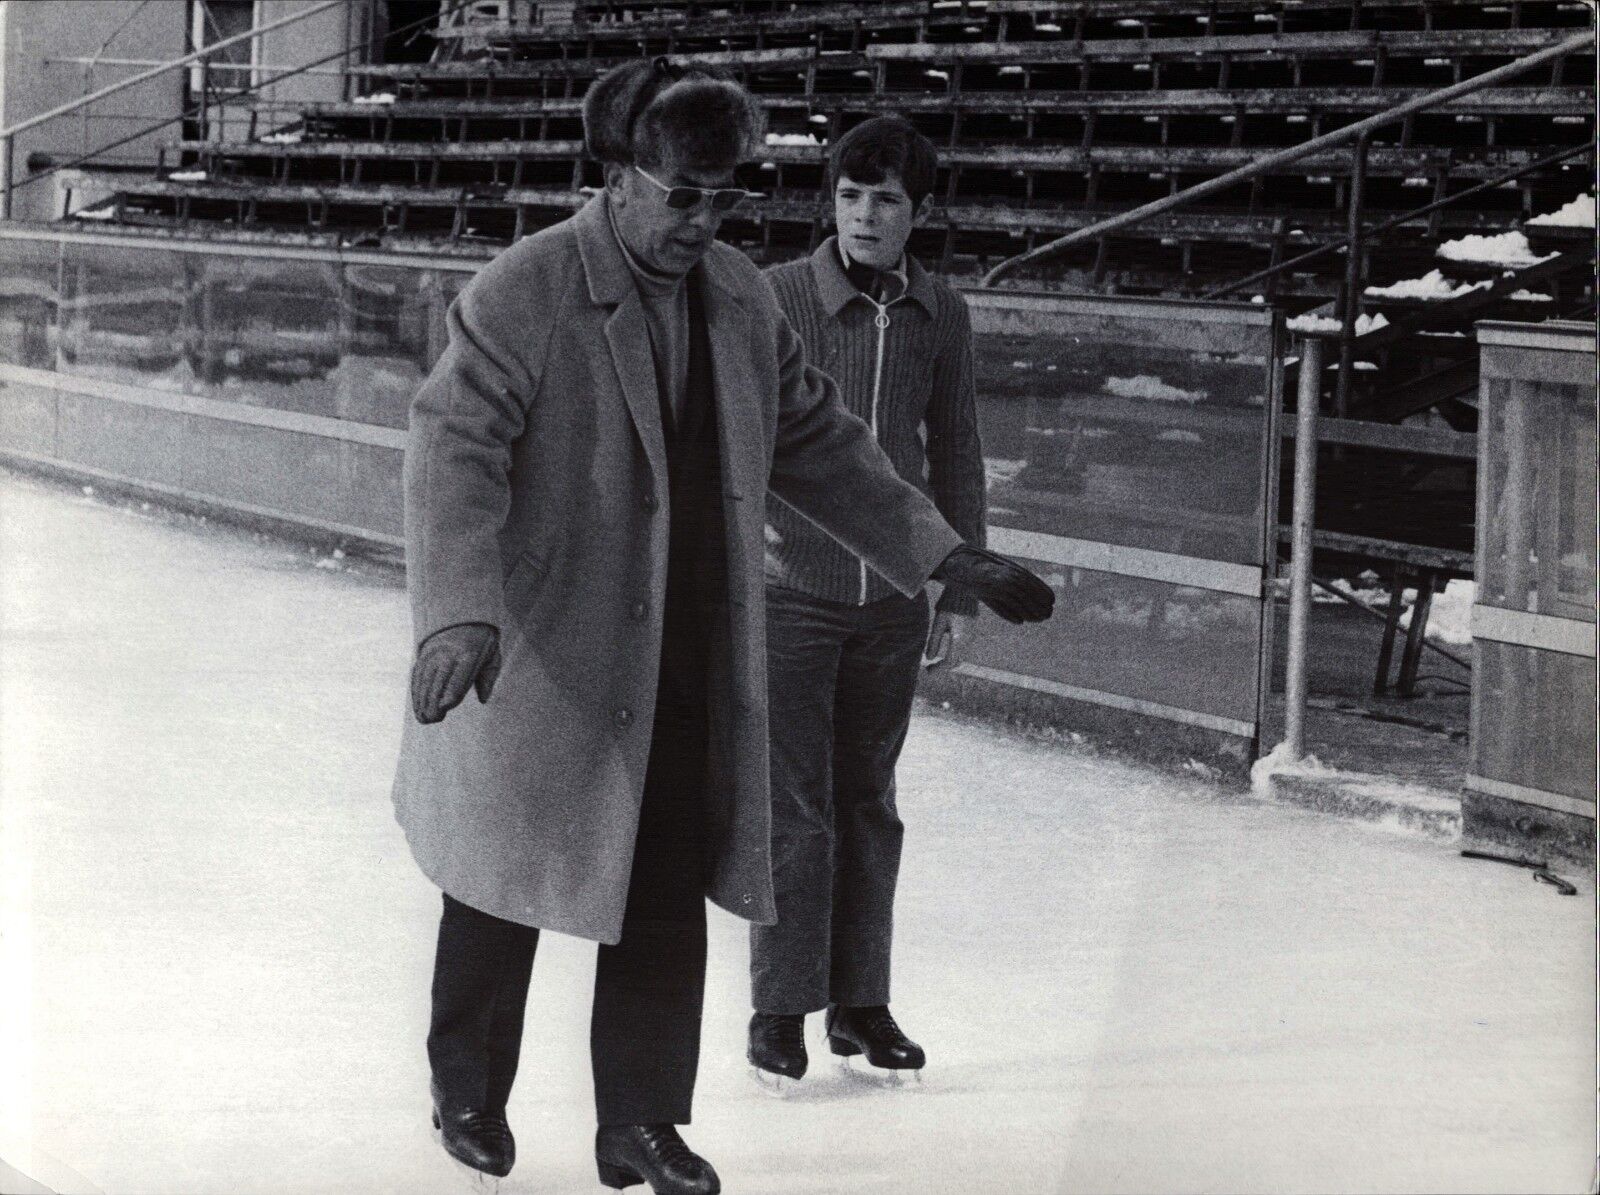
[46,56,353,80]
[2,0,476,221]
[979,28,1595,287]
[1201,139,1597,301]
[0,0,343,219]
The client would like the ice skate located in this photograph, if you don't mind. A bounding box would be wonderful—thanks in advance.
[824,1004,925,1082]
[595,1124,720,1195]
[431,1079,515,1185]
[747,1012,807,1093]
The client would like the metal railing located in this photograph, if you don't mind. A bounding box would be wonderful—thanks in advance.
[976,27,1594,769]
[979,30,1594,291]
[0,0,476,220]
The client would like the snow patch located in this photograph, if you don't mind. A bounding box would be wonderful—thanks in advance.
[1365,269,1490,301]
[1436,231,1556,267]
[260,130,303,144]
[167,170,208,182]
[1527,193,1595,228]
[1250,741,1341,797]
[765,133,819,146]
[72,207,115,220]
[354,91,397,105]
[1286,312,1389,335]
[1508,289,1553,301]
[1103,375,1208,404]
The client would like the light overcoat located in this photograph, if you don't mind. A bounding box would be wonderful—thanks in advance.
[392,195,963,943]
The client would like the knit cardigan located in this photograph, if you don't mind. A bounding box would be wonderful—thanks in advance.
[762,238,987,615]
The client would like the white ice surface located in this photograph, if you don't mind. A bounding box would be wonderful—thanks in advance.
[0,474,1593,1195]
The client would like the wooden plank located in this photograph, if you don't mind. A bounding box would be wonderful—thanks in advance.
[288,85,1594,120]
[431,1,935,41]
[169,137,1556,183]
[864,27,1577,64]
[1274,525,1475,574]
[1282,417,1478,460]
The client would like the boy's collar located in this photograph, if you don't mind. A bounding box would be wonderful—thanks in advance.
[809,236,936,317]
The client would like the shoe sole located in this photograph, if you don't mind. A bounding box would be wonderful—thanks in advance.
[827,1034,926,1071]
[596,1158,643,1189]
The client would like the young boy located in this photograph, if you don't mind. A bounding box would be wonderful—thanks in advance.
[749,115,987,1084]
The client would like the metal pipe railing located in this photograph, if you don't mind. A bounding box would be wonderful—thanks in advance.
[1,0,344,218]
[1282,335,1326,763]
[978,29,1595,288]
[1200,139,1596,301]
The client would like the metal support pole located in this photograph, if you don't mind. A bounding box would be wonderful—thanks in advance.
[0,135,12,219]
[1282,335,1325,761]
[1335,131,1369,419]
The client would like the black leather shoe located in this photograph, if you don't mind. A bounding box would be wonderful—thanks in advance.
[430,1079,515,1178]
[747,1012,807,1080]
[594,1124,720,1195]
[825,1004,926,1070]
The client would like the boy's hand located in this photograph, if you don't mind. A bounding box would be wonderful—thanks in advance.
[930,545,1055,624]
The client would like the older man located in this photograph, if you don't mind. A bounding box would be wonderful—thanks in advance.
[393,57,1052,1195]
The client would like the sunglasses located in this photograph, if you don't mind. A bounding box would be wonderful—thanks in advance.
[634,165,764,213]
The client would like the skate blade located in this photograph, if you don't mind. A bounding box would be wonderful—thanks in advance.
[835,1057,923,1088]
[750,1065,800,1096]
[432,1125,505,1193]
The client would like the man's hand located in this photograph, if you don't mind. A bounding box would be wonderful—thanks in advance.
[930,545,1055,624]
[410,622,501,725]
[923,610,973,670]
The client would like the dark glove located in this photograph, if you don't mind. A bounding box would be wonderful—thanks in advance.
[410,622,501,725]
[930,544,1055,625]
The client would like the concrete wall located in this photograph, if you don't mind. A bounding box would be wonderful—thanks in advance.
[1,0,186,221]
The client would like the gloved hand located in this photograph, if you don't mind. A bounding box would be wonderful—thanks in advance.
[410,622,501,725]
[930,545,1055,624]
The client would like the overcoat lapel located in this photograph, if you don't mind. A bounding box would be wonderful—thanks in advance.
[604,294,667,490]
[574,194,667,493]
[700,262,761,614]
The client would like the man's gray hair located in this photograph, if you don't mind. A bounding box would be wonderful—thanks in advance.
[583,57,765,171]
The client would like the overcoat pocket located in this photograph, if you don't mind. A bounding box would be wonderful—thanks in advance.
[502,551,548,620]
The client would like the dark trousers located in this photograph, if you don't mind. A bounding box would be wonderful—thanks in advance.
[750,586,929,1015]
[427,719,708,1125]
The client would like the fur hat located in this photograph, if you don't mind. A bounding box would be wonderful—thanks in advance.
[583,57,765,170]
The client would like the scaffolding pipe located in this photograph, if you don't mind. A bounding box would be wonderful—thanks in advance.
[1282,335,1326,761]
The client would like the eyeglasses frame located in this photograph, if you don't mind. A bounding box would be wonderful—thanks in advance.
[632,164,765,213]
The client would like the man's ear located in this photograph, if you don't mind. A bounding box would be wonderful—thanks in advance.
[602,161,629,205]
[911,193,934,228]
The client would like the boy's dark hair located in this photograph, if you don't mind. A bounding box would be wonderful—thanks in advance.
[828,115,939,207]
[583,57,765,172]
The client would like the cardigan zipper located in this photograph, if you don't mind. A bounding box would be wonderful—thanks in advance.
[859,296,897,605]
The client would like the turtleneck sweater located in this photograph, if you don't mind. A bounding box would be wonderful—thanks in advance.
[607,200,691,428]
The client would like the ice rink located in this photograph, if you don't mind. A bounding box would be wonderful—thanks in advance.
[1,470,1593,1195]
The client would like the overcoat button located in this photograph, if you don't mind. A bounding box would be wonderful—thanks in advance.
[741,894,752,905]
[642,494,656,511]
[630,600,647,620]
[614,708,633,728]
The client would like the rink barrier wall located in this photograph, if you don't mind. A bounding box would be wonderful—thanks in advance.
[1463,320,1595,872]
[0,224,1283,774]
